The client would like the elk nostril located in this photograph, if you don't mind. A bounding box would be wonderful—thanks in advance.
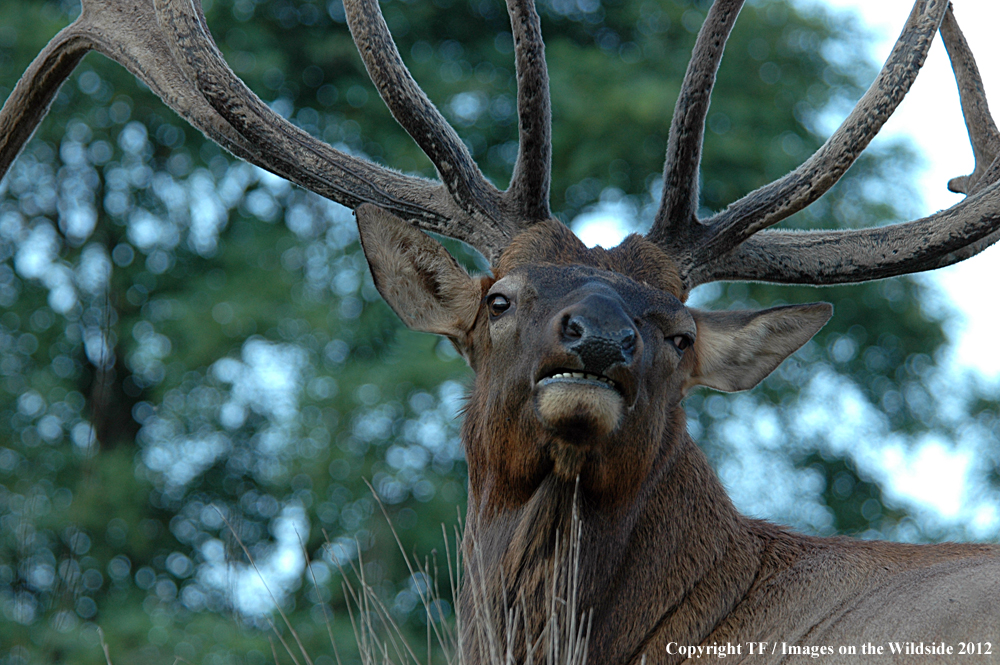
[563,314,585,340]
[620,330,636,356]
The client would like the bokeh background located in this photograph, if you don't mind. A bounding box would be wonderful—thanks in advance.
[1,0,998,663]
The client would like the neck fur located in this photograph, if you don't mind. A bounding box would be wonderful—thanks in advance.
[460,407,765,663]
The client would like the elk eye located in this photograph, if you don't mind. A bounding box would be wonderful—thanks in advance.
[487,293,511,317]
[670,335,692,352]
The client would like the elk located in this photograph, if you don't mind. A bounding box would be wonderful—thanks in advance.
[3,0,1000,662]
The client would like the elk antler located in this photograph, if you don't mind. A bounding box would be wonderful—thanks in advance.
[3,0,1000,288]
[343,0,503,224]
[343,0,553,230]
[940,5,1000,198]
[504,0,553,222]
[0,27,89,180]
[650,0,745,249]
[0,0,556,264]
[646,0,1000,290]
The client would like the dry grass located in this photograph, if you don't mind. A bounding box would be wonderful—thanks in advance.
[322,492,592,665]
[94,494,593,665]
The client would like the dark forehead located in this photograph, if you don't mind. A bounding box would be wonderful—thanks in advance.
[502,263,686,316]
[493,219,687,299]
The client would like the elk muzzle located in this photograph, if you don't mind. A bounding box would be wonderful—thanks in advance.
[534,293,641,440]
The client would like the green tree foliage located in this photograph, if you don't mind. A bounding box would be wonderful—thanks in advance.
[1,0,998,663]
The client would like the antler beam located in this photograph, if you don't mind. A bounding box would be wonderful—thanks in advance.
[159,0,516,260]
[689,177,1000,286]
[0,0,537,263]
[4,0,1000,288]
[160,0,449,220]
[0,28,89,178]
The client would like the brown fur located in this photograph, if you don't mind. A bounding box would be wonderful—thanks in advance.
[496,220,687,299]
[355,208,1000,665]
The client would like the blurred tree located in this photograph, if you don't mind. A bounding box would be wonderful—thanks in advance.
[1,0,998,663]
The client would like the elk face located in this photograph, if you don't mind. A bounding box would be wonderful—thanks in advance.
[481,264,689,478]
[485,264,696,446]
[491,266,654,439]
[358,205,832,503]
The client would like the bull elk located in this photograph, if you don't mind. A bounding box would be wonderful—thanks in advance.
[3,0,1000,662]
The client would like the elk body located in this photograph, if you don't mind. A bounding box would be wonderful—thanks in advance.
[359,213,1000,663]
[3,0,1000,663]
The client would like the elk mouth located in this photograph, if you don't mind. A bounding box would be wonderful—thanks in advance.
[535,363,638,404]
[537,369,622,394]
[533,366,632,439]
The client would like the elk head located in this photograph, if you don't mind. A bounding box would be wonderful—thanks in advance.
[357,206,832,509]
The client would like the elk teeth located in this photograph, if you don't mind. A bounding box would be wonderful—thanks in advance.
[548,372,614,386]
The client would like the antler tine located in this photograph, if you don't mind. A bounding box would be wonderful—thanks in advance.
[647,0,745,250]
[504,0,553,222]
[939,4,1000,196]
[688,177,1000,286]
[678,0,946,280]
[343,0,510,231]
[162,0,518,260]
[0,27,89,179]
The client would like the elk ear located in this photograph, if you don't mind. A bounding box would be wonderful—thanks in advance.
[356,204,482,340]
[686,303,833,393]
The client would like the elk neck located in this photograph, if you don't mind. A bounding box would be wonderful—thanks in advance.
[459,363,767,663]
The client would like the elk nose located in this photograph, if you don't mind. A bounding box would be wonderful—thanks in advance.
[560,306,637,374]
